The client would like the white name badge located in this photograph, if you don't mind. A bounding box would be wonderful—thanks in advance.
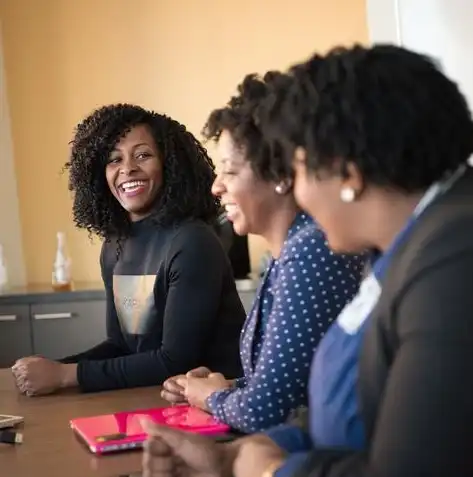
[337,273,381,335]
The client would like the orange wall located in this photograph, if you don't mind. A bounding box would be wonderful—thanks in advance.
[0,0,368,284]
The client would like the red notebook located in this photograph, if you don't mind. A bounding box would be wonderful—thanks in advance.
[70,405,230,454]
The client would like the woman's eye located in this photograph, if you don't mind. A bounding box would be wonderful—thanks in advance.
[108,157,121,164]
[136,152,151,160]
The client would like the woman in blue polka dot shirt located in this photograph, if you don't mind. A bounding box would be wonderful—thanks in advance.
[160,75,366,433]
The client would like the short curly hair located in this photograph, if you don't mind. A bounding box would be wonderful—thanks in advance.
[65,103,219,240]
[261,44,473,192]
[202,73,291,182]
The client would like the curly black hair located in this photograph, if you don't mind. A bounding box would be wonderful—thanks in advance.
[260,44,473,192]
[202,73,291,182]
[65,103,219,240]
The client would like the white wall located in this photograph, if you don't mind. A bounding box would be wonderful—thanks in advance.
[366,0,401,45]
[0,29,26,286]
[367,0,473,109]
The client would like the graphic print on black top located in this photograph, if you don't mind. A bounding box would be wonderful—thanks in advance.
[63,218,246,392]
[113,275,156,335]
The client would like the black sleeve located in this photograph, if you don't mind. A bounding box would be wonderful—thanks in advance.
[59,341,123,363]
[296,252,473,477]
[60,242,127,365]
[76,224,228,392]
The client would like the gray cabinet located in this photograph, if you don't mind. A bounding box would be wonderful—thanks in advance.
[0,283,106,369]
[31,301,107,360]
[236,277,258,314]
[238,290,256,314]
[0,304,33,367]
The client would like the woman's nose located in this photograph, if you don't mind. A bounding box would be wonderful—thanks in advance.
[119,156,138,175]
[211,174,226,197]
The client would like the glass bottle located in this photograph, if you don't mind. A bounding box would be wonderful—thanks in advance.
[52,232,72,291]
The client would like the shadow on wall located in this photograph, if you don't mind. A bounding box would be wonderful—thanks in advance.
[0,29,25,285]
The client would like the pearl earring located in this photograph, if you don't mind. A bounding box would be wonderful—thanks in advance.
[340,187,356,203]
[275,184,284,194]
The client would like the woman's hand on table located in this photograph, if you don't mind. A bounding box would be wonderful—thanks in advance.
[177,372,232,411]
[11,356,77,396]
[142,417,233,477]
[161,366,212,404]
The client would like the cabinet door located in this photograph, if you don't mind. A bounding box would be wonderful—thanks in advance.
[238,291,256,314]
[0,305,33,368]
[31,300,106,360]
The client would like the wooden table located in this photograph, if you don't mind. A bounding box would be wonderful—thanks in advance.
[0,368,165,477]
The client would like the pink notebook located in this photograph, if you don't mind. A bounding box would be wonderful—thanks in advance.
[70,405,230,454]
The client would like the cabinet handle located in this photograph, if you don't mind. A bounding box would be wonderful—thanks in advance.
[33,312,73,320]
[0,314,17,321]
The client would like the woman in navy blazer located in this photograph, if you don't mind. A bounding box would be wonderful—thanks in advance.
[160,74,366,433]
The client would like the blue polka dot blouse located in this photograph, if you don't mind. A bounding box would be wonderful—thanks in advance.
[206,212,366,433]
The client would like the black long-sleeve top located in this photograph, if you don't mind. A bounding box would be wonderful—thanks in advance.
[61,217,245,392]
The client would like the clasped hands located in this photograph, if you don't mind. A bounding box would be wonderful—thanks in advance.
[142,418,287,477]
[11,356,77,396]
[155,368,287,477]
[161,366,232,411]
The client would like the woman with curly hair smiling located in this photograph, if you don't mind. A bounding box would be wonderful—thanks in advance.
[160,75,366,433]
[12,104,246,395]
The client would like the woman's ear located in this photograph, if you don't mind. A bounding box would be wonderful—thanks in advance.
[342,161,365,198]
[274,177,293,195]
[293,147,307,165]
[273,146,307,195]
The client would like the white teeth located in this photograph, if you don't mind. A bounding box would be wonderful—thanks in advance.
[224,204,238,213]
[121,180,146,191]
